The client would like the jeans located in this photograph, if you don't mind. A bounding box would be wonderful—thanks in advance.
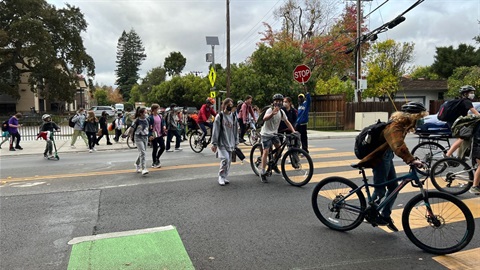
[166,130,181,150]
[372,149,398,218]
[151,136,165,163]
[135,135,148,170]
[198,122,212,141]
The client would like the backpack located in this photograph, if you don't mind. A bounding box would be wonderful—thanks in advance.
[354,120,391,159]
[451,115,480,139]
[255,105,275,129]
[437,99,463,122]
[1,120,9,132]
[68,116,75,128]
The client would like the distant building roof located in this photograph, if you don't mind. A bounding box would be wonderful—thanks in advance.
[400,78,447,91]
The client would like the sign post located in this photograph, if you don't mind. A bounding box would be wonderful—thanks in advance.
[293,64,311,84]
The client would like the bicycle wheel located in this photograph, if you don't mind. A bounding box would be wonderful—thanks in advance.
[430,157,473,195]
[249,143,263,176]
[402,191,475,255]
[189,130,204,153]
[281,148,313,186]
[411,141,447,176]
[243,130,252,146]
[311,177,366,231]
[126,136,136,149]
[247,129,260,146]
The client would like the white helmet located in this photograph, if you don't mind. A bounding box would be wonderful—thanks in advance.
[42,114,51,121]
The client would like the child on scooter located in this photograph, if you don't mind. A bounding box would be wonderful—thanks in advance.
[39,114,60,158]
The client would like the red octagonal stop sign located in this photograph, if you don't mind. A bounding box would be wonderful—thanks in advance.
[293,64,311,83]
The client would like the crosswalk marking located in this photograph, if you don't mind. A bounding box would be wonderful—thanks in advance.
[433,247,480,270]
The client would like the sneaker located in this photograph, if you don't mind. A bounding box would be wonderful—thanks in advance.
[48,155,55,159]
[175,147,183,151]
[107,142,113,145]
[166,149,174,152]
[272,165,281,174]
[70,145,76,149]
[385,217,399,232]
[89,149,93,153]
[135,164,141,173]
[260,173,268,183]
[151,163,156,168]
[15,146,23,150]
[224,179,230,184]
[154,162,161,168]
[469,186,480,195]
[239,138,246,143]
[9,147,15,151]
[142,169,149,175]
[44,153,48,158]
[218,177,225,186]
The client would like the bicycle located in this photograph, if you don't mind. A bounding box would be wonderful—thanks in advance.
[410,134,451,175]
[120,126,136,149]
[189,125,212,153]
[250,132,313,186]
[311,163,475,255]
[242,121,260,146]
[430,157,475,195]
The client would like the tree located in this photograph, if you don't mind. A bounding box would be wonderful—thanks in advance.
[431,44,480,79]
[410,66,440,80]
[364,39,414,100]
[164,51,186,76]
[115,29,146,101]
[315,76,355,101]
[446,66,480,98]
[94,88,109,105]
[0,0,95,102]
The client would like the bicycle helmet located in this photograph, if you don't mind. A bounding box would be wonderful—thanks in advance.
[237,100,243,105]
[42,114,51,121]
[206,97,215,105]
[401,102,426,114]
[273,93,284,101]
[459,85,476,95]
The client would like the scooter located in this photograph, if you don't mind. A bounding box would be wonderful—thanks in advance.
[37,131,60,160]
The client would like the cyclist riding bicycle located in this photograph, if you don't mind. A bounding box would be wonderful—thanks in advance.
[358,101,425,232]
[259,93,295,183]
[197,97,217,142]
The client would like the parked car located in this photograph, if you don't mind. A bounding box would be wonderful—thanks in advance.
[415,102,480,136]
[90,106,116,117]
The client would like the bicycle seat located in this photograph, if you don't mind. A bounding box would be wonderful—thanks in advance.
[350,163,365,170]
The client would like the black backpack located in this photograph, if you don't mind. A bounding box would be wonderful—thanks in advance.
[354,120,391,159]
[68,116,75,128]
[437,99,463,122]
[1,120,9,132]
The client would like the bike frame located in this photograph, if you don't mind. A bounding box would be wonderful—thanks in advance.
[336,167,432,215]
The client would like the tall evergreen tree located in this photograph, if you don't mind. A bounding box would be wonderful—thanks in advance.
[115,29,146,100]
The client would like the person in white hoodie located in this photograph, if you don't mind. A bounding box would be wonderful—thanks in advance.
[211,98,239,186]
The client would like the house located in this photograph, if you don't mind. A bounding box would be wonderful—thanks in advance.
[395,78,448,112]
[0,68,89,115]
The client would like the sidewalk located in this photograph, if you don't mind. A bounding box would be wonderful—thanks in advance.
[0,130,359,157]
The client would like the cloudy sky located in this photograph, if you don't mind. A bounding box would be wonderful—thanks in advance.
[46,0,480,87]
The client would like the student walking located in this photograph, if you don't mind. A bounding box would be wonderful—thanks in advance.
[7,113,23,151]
[84,111,99,153]
[149,104,166,168]
[97,111,112,145]
[296,92,311,153]
[70,108,88,148]
[211,98,239,186]
[113,113,124,142]
[133,107,150,175]
[165,103,182,152]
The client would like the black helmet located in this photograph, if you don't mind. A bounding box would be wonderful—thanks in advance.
[401,102,426,114]
[459,85,476,94]
[273,93,284,101]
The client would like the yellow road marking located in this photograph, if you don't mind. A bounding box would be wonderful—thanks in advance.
[433,247,480,270]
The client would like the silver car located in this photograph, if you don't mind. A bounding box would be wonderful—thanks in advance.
[90,106,116,117]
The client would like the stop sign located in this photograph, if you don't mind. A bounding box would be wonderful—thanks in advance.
[293,64,311,83]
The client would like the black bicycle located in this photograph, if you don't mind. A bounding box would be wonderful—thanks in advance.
[189,125,212,153]
[430,157,475,195]
[311,163,475,255]
[250,132,313,186]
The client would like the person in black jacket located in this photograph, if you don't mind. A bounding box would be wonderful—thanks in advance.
[39,114,60,158]
[96,111,112,145]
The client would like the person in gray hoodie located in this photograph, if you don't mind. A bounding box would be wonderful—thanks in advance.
[70,108,88,148]
[211,98,239,186]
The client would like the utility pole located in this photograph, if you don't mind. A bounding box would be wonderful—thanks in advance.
[226,0,231,98]
[356,0,362,102]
